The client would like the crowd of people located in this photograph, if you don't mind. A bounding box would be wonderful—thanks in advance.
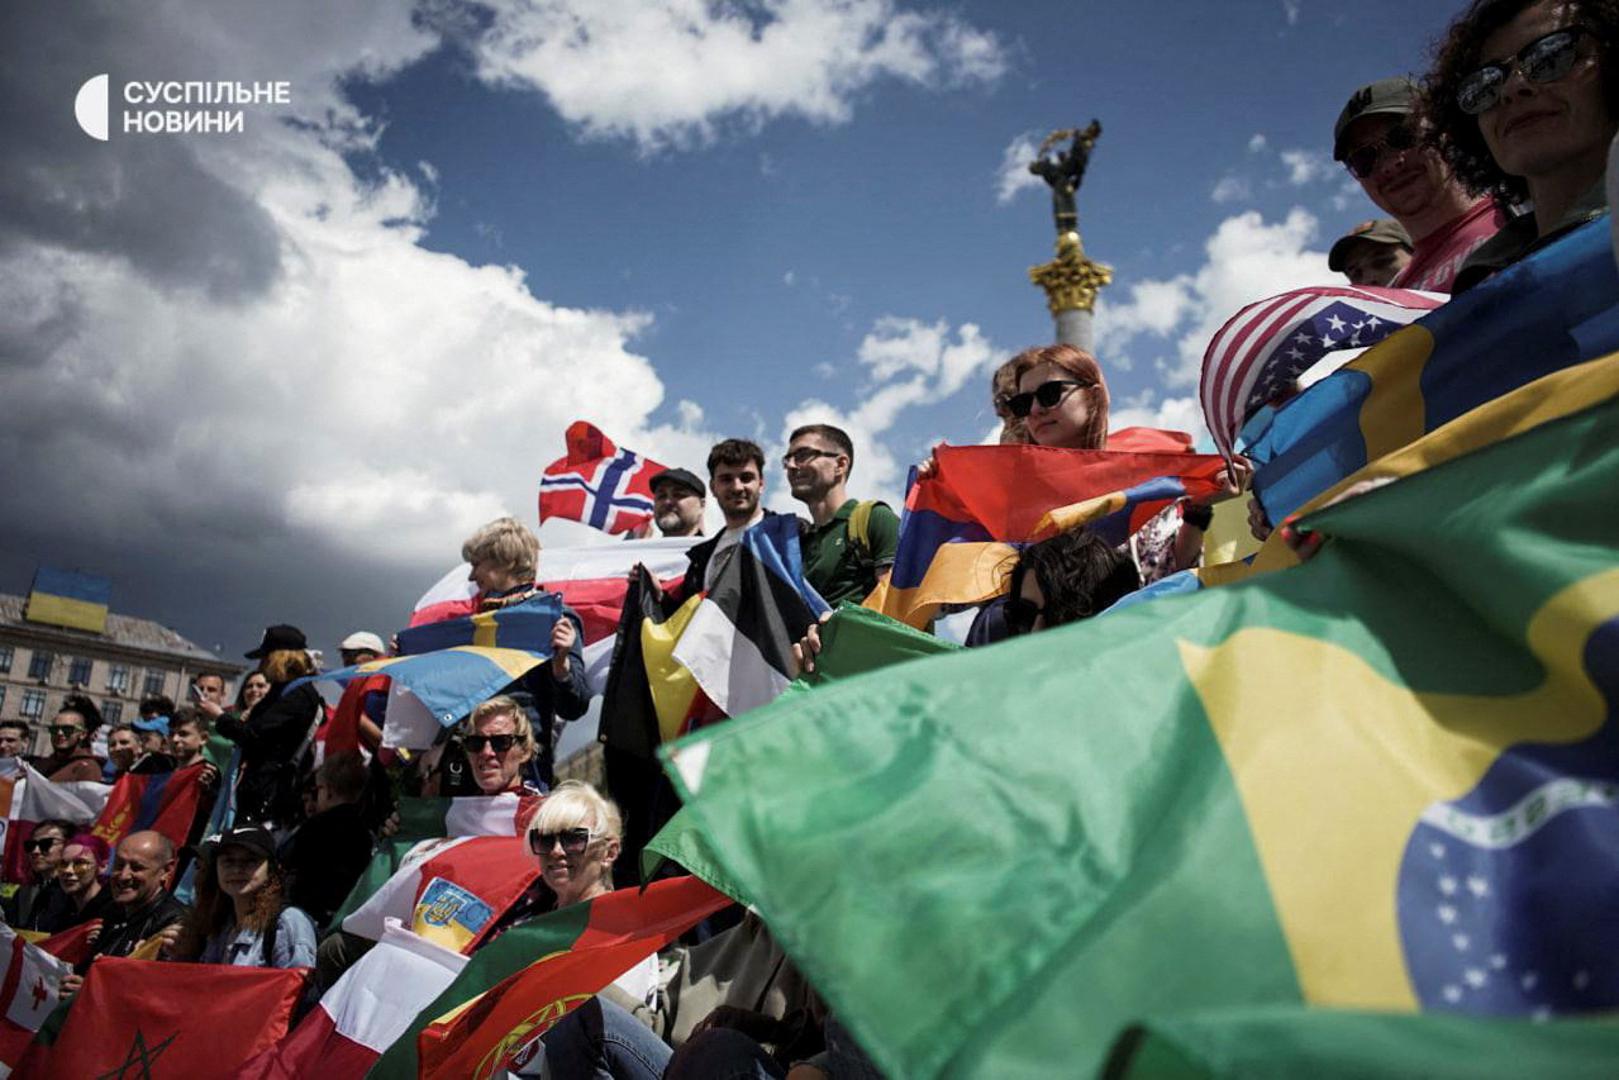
[1,0,1613,1074]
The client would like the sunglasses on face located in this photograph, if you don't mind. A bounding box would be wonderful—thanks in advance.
[1343,123,1419,179]
[1458,27,1592,116]
[23,837,62,854]
[528,827,594,857]
[462,733,517,755]
[1006,379,1091,419]
[782,448,839,468]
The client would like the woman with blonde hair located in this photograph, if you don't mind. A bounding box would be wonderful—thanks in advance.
[216,624,323,826]
[527,779,623,909]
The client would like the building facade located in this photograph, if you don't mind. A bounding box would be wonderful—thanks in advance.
[0,594,241,756]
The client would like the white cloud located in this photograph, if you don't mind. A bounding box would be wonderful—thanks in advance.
[1211,175,1251,204]
[783,270,797,286]
[995,131,1044,205]
[1248,133,1269,153]
[1282,0,1302,25]
[1279,147,1332,185]
[469,0,1007,151]
[1109,393,1206,442]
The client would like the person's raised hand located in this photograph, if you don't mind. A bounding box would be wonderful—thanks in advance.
[789,611,834,677]
[549,617,577,678]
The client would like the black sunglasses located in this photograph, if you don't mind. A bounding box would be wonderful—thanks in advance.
[1006,379,1091,419]
[462,733,517,755]
[528,827,594,857]
[23,837,62,853]
[1458,27,1592,116]
[1343,123,1418,180]
[782,447,840,468]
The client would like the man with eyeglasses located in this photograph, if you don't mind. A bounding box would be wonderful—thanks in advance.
[783,423,900,606]
[1333,77,1506,292]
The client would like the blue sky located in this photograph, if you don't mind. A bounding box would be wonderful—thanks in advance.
[0,0,1468,654]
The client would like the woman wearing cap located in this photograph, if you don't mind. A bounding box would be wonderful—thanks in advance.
[171,825,317,969]
[215,625,324,826]
[1424,0,1618,290]
[38,694,105,782]
[457,517,591,787]
[36,833,114,934]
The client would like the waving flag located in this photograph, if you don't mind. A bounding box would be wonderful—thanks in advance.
[1200,284,1444,460]
[1246,219,1619,522]
[3,764,110,881]
[90,762,208,853]
[0,924,72,1075]
[658,354,1619,1077]
[870,435,1227,629]
[539,421,667,536]
[341,835,538,955]
[410,564,479,628]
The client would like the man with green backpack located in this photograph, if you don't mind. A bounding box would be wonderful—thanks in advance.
[783,423,901,606]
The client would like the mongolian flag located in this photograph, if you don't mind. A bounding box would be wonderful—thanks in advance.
[42,958,305,1078]
[869,433,1228,629]
[538,421,667,536]
[368,876,732,1080]
[657,353,1619,1077]
[1242,217,1618,523]
[341,835,538,955]
[89,762,208,853]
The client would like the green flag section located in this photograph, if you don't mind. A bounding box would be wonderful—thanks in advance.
[660,354,1619,1078]
[1102,1008,1619,1079]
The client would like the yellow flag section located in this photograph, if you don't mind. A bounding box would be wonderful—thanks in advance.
[1188,350,1619,1010]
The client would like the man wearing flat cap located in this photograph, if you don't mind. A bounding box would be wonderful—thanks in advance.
[1329,218,1414,286]
[648,467,706,539]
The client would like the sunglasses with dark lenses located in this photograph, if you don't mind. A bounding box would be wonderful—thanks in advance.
[1003,595,1045,636]
[23,837,62,853]
[1343,123,1418,180]
[528,827,594,857]
[1006,379,1091,419]
[782,447,839,468]
[1457,27,1591,116]
[462,733,517,755]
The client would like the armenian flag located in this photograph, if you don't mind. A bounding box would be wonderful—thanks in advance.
[659,352,1619,1077]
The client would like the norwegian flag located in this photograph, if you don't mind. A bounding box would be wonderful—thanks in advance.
[538,421,668,536]
[1200,285,1445,460]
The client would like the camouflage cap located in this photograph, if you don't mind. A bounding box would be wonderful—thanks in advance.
[1328,218,1414,271]
[1333,77,1419,161]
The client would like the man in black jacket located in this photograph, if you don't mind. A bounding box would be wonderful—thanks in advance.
[280,753,375,928]
[75,831,187,973]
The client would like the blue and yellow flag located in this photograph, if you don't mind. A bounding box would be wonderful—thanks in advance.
[658,351,1619,1078]
[24,567,111,633]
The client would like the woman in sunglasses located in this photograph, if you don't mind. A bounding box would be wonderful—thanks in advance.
[38,694,106,783]
[456,696,542,797]
[1,819,75,931]
[1424,0,1618,291]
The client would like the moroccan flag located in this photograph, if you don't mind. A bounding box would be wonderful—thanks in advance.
[870,436,1228,628]
[341,835,538,954]
[367,876,730,1079]
[0,924,72,1075]
[43,958,305,1078]
[670,513,829,719]
[89,762,208,853]
[3,764,110,882]
[658,354,1619,1077]
[1104,1006,1619,1078]
[237,920,467,1080]
[538,420,667,536]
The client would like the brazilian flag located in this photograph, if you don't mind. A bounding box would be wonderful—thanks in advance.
[659,353,1619,1077]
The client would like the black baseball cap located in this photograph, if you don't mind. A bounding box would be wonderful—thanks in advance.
[199,824,277,862]
[245,623,307,659]
[1333,77,1418,161]
[649,467,706,499]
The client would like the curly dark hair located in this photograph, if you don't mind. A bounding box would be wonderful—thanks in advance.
[1009,528,1141,628]
[1420,0,1619,203]
[171,852,288,961]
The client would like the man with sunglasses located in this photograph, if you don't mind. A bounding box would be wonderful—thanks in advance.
[1423,0,1617,292]
[1333,77,1506,293]
[784,423,900,606]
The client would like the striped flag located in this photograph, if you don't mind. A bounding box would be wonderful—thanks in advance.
[538,421,667,536]
[90,762,209,854]
[341,835,538,955]
[1199,285,1444,460]
[2,765,110,882]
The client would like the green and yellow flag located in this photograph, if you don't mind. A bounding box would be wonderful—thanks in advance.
[660,354,1619,1077]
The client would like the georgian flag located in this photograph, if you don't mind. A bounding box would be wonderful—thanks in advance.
[538,421,668,536]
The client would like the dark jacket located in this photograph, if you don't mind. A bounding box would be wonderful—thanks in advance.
[83,889,188,970]
[279,802,375,929]
[1454,180,1607,293]
[35,883,114,935]
[672,510,796,607]
[216,681,324,826]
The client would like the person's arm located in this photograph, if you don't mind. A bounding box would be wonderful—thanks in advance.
[867,502,902,589]
[548,611,592,721]
[217,686,315,755]
[275,908,319,968]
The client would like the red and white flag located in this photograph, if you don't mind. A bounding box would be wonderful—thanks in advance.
[3,763,110,881]
[538,421,668,536]
[0,924,72,1076]
[1199,284,1445,459]
[237,919,467,1080]
[341,835,538,955]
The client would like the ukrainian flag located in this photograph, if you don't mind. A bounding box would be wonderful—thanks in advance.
[24,568,111,634]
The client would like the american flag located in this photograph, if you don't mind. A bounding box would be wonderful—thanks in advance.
[538,421,667,536]
[1199,285,1445,460]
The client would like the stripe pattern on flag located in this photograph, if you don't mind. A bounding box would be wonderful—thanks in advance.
[538,421,667,535]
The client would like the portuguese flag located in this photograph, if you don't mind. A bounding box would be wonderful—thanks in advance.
[370,875,730,1079]
[659,354,1619,1077]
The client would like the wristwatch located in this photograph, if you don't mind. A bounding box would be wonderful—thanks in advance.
[1181,502,1214,531]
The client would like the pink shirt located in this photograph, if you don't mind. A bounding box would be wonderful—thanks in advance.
[1391,198,1508,294]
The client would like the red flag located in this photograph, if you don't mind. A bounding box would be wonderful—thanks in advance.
[90,763,208,852]
[36,922,97,967]
[326,673,390,756]
[42,958,305,1078]
[418,877,731,1079]
[538,421,668,536]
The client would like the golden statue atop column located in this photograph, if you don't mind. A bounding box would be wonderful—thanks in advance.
[1027,121,1112,349]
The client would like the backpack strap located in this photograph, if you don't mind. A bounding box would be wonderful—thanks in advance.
[261,907,282,966]
[845,500,890,593]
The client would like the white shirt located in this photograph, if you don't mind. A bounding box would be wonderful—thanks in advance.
[703,509,764,593]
